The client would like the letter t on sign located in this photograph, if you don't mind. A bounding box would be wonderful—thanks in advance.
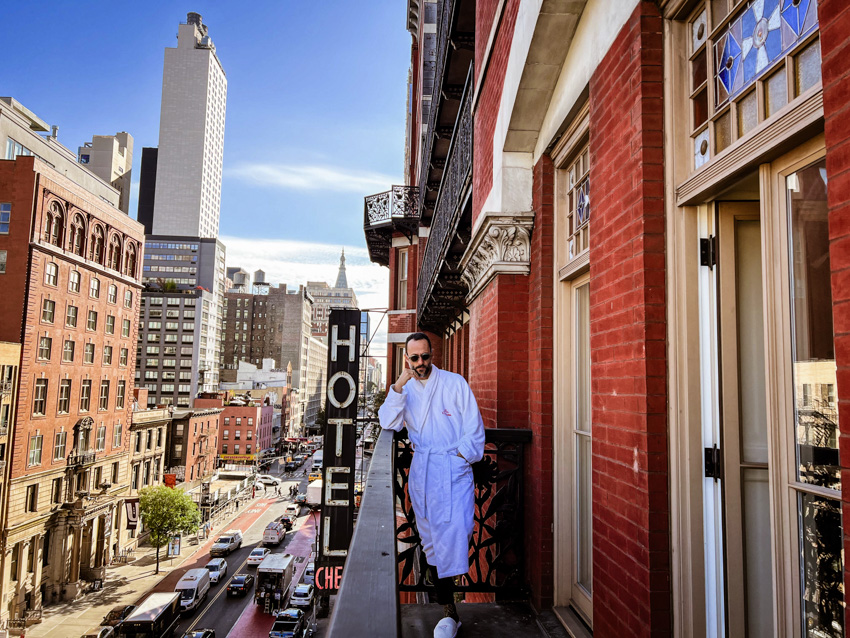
[328,418,352,457]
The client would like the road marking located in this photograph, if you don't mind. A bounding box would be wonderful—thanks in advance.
[185,547,252,633]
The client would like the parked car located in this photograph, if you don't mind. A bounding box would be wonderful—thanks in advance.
[269,607,307,638]
[182,630,216,638]
[227,573,255,596]
[210,529,243,557]
[294,493,307,505]
[102,604,136,627]
[81,628,114,638]
[289,583,315,609]
[285,504,301,518]
[204,558,227,584]
[256,474,282,486]
[247,547,271,566]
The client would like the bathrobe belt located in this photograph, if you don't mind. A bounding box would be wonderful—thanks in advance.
[413,444,457,524]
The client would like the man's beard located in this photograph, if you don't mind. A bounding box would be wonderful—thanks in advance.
[416,363,431,377]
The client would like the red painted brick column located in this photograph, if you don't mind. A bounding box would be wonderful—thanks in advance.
[588,2,670,636]
[468,275,529,430]
[820,1,850,628]
[525,155,556,610]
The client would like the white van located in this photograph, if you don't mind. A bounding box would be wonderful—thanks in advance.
[263,521,285,546]
[311,450,323,472]
[174,568,210,614]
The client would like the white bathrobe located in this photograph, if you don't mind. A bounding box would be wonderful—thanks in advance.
[379,365,485,578]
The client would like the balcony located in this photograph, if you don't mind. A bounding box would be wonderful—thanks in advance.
[364,186,420,266]
[68,451,96,467]
[329,427,539,638]
[417,63,473,332]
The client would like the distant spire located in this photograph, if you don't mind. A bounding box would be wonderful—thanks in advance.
[335,248,348,289]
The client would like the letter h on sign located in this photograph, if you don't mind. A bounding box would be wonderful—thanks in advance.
[318,308,360,591]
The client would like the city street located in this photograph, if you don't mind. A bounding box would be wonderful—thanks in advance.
[165,461,318,638]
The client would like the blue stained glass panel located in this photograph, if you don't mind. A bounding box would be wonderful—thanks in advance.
[715,0,818,106]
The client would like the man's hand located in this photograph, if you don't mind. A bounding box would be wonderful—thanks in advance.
[393,367,418,394]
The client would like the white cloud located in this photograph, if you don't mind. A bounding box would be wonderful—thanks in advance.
[219,236,389,358]
[226,163,401,193]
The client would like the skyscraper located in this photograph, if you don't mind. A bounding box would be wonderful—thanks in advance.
[152,12,226,238]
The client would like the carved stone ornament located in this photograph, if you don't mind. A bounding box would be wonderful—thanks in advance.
[459,211,534,303]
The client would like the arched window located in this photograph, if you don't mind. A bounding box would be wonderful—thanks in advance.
[107,235,122,271]
[124,244,137,278]
[123,289,133,309]
[90,226,104,264]
[68,213,85,256]
[45,202,64,247]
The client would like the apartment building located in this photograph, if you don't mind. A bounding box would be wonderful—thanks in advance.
[0,152,143,624]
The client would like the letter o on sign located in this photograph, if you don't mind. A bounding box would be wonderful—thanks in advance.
[327,371,356,409]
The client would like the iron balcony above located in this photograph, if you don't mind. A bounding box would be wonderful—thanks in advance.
[68,451,96,467]
[363,185,420,267]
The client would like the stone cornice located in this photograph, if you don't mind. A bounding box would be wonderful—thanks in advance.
[460,211,534,303]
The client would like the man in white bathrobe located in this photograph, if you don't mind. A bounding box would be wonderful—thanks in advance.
[379,332,485,638]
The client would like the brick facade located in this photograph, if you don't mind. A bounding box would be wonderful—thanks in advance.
[820,0,850,629]
[587,4,670,635]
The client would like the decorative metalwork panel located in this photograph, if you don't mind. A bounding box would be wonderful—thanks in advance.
[393,428,530,598]
[417,63,473,326]
[714,0,817,106]
[363,186,420,267]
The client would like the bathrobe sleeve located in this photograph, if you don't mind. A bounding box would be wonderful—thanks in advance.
[455,379,485,464]
[378,385,407,432]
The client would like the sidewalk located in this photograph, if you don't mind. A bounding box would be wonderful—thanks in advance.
[26,492,264,638]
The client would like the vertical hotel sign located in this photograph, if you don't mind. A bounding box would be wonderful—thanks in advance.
[316,308,360,594]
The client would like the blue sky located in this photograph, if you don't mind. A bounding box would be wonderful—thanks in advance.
[1,1,409,355]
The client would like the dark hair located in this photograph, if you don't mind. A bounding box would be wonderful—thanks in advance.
[405,332,432,350]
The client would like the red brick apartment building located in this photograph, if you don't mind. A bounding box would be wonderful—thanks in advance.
[364,0,850,636]
[196,396,274,459]
[0,153,144,622]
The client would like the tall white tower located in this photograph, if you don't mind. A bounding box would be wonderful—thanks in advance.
[152,12,226,238]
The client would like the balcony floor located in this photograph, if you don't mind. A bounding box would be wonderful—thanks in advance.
[401,603,568,638]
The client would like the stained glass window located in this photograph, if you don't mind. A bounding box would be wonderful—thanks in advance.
[689,0,820,170]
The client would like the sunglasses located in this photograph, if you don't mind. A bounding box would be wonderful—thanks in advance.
[407,353,432,363]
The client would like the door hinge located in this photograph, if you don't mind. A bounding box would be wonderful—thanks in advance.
[700,236,717,268]
[704,445,722,481]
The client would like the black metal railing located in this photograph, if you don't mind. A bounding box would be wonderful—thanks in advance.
[328,428,398,638]
[363,186,420,267]
[67,451,96,466]
[417,63,474,325]
[394,427,530,598]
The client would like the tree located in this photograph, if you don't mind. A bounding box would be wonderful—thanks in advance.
[372,389,387,413]
[139,485,202,573]
[314,406,327,430]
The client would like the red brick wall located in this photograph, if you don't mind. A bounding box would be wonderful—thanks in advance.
[526,154,555,610]
[820,0,850,628]
[588,3,669,636]
[473,0,520,223]
[468,275,529,429]
[476,0,502,75]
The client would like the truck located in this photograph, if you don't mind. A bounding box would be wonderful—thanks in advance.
[306,479,323,510]
[311,450,323,472]
[174,567,211,614]
[209,529,243,557]
[255,552,295,614]
[118,592,180,638]
[263,521,286,546]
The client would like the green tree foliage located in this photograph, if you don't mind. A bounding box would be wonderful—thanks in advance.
[139,485,201,573]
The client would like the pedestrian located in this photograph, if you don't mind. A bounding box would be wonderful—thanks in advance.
[378,332,484,638]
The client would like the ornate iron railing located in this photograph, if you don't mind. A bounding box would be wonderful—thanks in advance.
[417,63,473,326]
[68,451,96,467]
[363,186,420,229]
[418,0,456,216]
[393,427,531,598]
[363,186,420,267]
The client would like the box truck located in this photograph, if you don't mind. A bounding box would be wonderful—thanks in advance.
[255,553,295,613]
